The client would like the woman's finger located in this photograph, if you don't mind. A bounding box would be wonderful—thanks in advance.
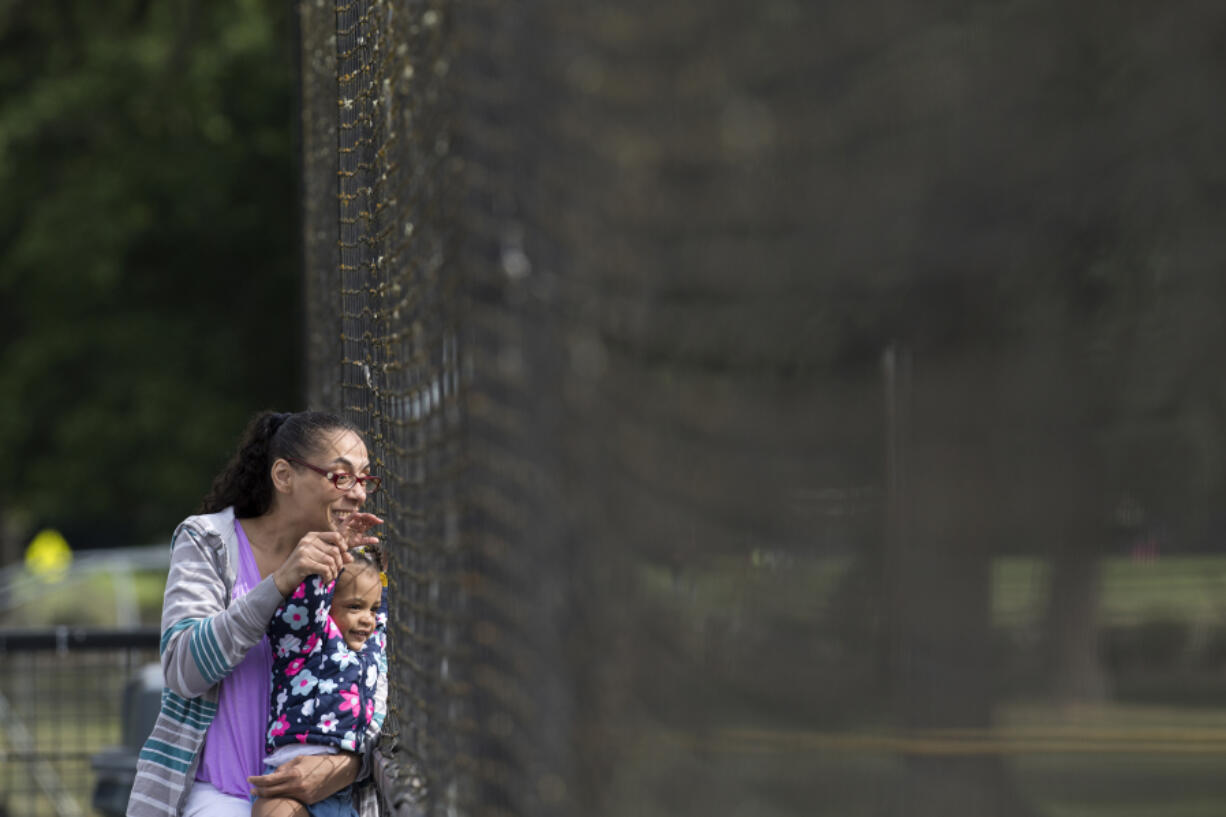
[347,511,384,529]
[340,512,384,544]
[318,547,340,581]
[303,541,338,582]
[247,767,291,798]
[287,528,365,587]
[315,530,344,547]
[248,754,321,802]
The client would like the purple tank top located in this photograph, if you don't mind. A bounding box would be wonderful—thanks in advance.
[194,519,273,797]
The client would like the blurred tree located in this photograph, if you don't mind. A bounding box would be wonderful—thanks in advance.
[0,0,299,553]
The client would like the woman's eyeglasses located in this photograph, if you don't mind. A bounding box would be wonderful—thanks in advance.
[287,457,382,493]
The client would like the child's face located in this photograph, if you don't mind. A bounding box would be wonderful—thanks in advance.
[330,563,382,651]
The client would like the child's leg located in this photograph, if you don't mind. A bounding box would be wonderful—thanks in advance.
[251,796,309,817]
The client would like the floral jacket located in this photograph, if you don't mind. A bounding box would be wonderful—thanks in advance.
[267,574,387,755]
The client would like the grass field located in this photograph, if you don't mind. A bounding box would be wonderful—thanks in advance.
[623,552,1226,815]
[646,551,1226,631]
[993,555,1226,628]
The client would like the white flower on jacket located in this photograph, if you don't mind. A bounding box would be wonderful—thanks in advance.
[317,678,338,695]
[317,712,339,734]
[365,664,378,690]
[276,634,302,658]
[340,730,357,751]
[331,643,359,670]
[301,698,317,718]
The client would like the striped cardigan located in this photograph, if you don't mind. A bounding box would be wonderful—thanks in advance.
[126,507,387,817]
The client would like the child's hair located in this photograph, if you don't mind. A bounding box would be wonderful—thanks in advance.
[347,540,386,575]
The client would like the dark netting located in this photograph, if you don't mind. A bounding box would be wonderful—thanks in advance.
[302,2,1226,816]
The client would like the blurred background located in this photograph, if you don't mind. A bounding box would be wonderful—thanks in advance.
[0,1,298,626]
[0,6,298,812]
[6,2,1226,817]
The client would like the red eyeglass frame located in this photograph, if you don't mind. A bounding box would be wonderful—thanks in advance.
[286,457,382,493]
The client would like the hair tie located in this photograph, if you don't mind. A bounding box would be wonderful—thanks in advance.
[268,411,292,435]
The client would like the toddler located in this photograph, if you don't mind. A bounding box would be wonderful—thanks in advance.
[253,544,388,817]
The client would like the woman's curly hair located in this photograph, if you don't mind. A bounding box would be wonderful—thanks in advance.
[200,410,361,518]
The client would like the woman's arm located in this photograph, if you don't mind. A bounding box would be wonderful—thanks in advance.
[247,750,361,803]
[162,517,364,700]
[160,520,286,699]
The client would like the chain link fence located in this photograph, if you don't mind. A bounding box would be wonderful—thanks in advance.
[0,628,159,817]
[300,2,1226,816]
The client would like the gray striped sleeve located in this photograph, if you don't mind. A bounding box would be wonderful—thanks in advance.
[159,520,286,699]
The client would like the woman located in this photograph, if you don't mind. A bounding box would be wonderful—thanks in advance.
[127,410,385,817]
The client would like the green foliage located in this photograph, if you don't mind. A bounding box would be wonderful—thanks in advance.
[0,1,300,545]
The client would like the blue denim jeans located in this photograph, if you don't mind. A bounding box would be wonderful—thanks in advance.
[304,786,358,817]
[259,765,358,817]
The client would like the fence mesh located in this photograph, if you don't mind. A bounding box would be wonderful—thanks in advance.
[0,630,158,817]
[304,2,1226,816]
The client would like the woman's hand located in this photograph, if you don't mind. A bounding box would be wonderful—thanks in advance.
[248,751,361,803]
[271,513,384,596]
[338,511,383,549]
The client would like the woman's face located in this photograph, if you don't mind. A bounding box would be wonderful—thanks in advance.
[288,428,372,533]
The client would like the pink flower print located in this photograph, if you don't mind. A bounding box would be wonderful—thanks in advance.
[326,618,342,640]
[285,657,306,677]
[268,714,290,739]
[292,584,306,599]
[304,633,321,655]
[364,699,374,724]
[295,732,309,744]
[281,604,309,631]
[338,684,361,717]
